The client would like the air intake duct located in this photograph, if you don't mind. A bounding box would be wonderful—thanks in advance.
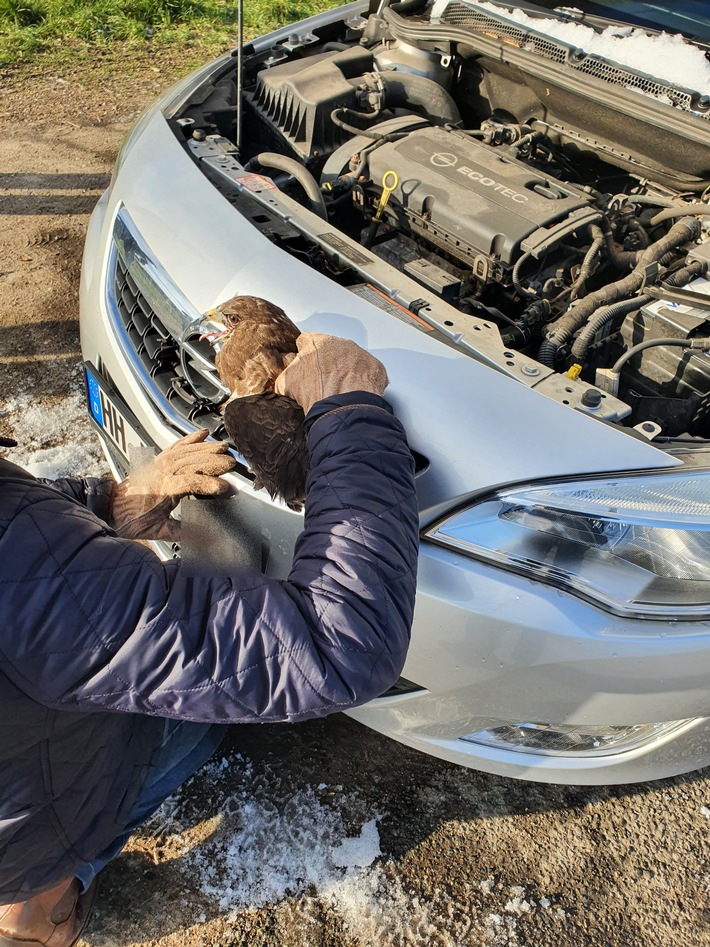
[248,47,374,162]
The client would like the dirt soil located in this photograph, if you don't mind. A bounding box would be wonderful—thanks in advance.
[1,49,710,947]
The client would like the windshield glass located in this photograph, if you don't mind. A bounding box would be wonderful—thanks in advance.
[530,2,710,42]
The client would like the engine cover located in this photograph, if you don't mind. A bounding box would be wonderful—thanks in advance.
[367,127,593,271]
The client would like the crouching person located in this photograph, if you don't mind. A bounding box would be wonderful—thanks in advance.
[0,334,418,947]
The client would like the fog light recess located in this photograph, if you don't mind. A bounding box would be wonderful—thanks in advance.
[459,719,694,757]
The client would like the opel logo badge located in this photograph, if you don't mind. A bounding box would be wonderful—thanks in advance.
[430,152,458,167]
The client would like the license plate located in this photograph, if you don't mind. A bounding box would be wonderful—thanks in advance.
[84,362,149,463]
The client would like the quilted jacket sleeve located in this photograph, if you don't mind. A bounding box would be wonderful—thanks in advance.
[0,394,418,723]
[37,475,114,523]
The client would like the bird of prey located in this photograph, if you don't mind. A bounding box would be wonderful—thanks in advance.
[202,295,309,511]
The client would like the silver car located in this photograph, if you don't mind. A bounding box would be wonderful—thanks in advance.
[80,0,710,784]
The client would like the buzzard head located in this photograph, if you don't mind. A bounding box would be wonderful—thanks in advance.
[201,295,301,399]
[210,298,243,332]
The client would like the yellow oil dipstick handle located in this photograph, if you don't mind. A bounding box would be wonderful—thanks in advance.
[374,170,399,221]
[364,170,399,249]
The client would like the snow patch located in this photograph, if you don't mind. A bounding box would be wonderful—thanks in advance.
[160,758,457,945]
[192,783,383,913]
[330,817,381,868]
[505,885,532,914]
[145,754,567,946]
[483,912,519,946]
[2,363,106,478]
[431,0,710,96]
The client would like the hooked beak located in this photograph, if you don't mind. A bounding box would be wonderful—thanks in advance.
[199,311,232,344]
[199,328,231,343]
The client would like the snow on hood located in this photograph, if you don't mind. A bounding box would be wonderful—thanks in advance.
[430,0,710,96]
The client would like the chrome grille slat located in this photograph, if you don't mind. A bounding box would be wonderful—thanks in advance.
[106,207,230,436]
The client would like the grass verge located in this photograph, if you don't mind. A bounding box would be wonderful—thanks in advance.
[0,0,344,68]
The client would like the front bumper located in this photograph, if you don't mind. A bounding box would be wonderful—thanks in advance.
[79,105,710,785]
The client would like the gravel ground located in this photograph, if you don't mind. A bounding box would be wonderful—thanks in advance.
[1,48,710,947]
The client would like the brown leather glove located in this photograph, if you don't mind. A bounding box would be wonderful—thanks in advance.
[274,332,389,415]
[109,430,235,541]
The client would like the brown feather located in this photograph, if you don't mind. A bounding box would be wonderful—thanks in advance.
[223,394,308,511]
[214,296,300,395]
[209,296,307,509]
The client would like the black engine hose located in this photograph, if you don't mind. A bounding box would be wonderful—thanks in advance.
[362,70,461,127]
[511,251,537,298]
[650,204,710,226]
[611,193,676,209]
[248,153,328,220]
[570,259,706,362]
[509,130,546,158]
[612,336,710,374]
[570,295,653,362]
[569,223,605,301]
[537,217,702,368]
[389,0,429,13]
[663,258,708,287]
[331,108,401,140]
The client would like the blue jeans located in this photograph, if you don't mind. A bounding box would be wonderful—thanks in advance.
[75,720,225,892]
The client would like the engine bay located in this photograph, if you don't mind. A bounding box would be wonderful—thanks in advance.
[172,0,710,442]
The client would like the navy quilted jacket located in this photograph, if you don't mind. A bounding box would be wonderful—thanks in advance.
[0,394,418,901]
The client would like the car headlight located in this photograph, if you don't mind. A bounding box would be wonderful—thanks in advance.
[425,469,710,620]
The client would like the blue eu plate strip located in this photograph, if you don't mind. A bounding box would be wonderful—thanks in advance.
[86,369,104,427]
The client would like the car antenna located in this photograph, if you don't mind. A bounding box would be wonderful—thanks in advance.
[236,0,244,155]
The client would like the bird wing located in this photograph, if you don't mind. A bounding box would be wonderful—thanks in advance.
[223,393,308,511]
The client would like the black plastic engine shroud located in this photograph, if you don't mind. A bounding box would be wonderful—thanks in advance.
[367,126,594,268]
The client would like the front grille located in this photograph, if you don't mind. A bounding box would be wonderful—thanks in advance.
[106,210,431,480]
[110,221,228,435]
[439,1,710,121]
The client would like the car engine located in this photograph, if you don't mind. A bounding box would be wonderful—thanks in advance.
[173,0,710,442]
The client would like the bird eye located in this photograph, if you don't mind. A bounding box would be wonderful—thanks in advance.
[228,313,241,326]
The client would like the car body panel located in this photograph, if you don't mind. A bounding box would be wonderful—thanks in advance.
[87,112,677,504]
[79,1,710,784]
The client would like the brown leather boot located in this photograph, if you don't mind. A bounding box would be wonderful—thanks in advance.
[0,877,98,947]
